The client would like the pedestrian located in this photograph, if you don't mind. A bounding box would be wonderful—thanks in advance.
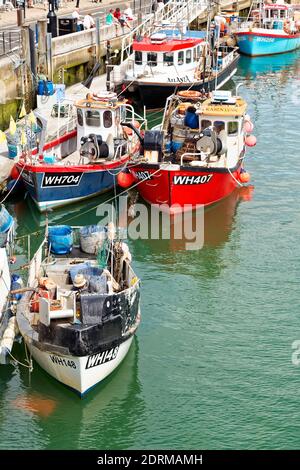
[106,9,114,25]
[119,13,132,30]
[151,1,158,13]
[72,8,84,31]
[124,4,134,20]
[113,7,121,20]
[83,14,95,29]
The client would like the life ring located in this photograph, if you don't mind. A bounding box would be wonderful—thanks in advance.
[90,91,117,102]
[177,90,201,99]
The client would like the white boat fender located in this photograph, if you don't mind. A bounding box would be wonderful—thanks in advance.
[0,316,19,364]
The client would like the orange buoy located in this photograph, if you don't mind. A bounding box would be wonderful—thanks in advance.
[239,171,251,184]
[10,164,19,180]
[245,135,257,147]
[117,171,135,188]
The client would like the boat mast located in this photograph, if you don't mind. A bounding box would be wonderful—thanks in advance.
[202,0,212,89]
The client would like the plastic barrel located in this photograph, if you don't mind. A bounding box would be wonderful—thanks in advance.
[43,155,56,164]
[0,205,14,233]
[45,81,54,96]
[48,225,73,255]
[80,225,107,254]
[171,128,185,152]
[37,80,44,96]
[11,274,24,301]
[7,144,19,159]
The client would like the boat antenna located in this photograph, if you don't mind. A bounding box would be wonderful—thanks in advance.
[106,41,112,92]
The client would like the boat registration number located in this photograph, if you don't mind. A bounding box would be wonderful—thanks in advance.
[49,355,77,369]
[85,346,119,370]
[42,172,83,188]
[173,174,213,185]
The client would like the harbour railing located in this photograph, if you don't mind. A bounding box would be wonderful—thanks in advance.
[0,30,21,58]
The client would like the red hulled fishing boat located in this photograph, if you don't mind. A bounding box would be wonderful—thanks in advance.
[121,90,256,212]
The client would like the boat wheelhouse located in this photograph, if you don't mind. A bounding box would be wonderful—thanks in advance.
[16,92,146,211]
[236,1,300,56]
[128,89,255,211]
[116,27,239,108]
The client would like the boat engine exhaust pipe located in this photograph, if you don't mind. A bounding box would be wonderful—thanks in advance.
[120,122,144,144]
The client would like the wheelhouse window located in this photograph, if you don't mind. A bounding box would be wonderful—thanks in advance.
[228,121,238,135]
[214,121,225,134]
[103,110,113,128]
[186,49,192,64]
[201,119,212,130]
[178,51,184,65]
[77,108,84,126]
[163,52,174,66]
[147,52,157,66]
[135,51,142,65]
[85,110,100,127]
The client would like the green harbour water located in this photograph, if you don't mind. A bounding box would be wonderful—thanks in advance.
[1,50,300,450]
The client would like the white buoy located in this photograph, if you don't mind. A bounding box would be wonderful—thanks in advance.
[0,316,19,364]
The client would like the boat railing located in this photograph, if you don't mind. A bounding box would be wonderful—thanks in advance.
[124,104,147,130]
[114,142,129,160]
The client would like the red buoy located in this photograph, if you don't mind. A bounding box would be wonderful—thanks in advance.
[10,164,19,180]
[117,171,135,188]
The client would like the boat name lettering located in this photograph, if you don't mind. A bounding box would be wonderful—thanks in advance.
[135,171,152,181]
[49,355,77,368]
[22,171,34,186]
[167,75,191,83]
[42,172,83,188]
[173,174,213,185]
[86,346,119,369]
[256,37,275,43]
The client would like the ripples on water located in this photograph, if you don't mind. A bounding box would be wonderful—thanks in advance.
[1,51,300,450]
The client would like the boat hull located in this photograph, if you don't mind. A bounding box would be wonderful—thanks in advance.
[18,161,128,212]
[26,335,135,396]
[129,163,242,212]
[122,54,239,109]
[236,32,300,56]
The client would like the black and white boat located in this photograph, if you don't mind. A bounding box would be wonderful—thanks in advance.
[115,23,239,108]
[16,223,141,396]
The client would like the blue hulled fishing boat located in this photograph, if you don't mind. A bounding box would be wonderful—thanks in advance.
[236,1,300,56]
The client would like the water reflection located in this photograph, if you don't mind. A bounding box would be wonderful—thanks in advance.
[3,338,143,450]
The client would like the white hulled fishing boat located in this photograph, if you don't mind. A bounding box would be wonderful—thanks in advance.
[16,223,141,396]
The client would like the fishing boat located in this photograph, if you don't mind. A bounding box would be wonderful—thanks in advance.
[16,223,141,396]
[0,205,20,365]
[122,89,256,212]
[235,1,300,56]
[16,92,146,212]
[116,23,239,109]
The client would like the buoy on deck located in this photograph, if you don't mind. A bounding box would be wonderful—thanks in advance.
[117,171,135,188]
[245,135,257,147]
